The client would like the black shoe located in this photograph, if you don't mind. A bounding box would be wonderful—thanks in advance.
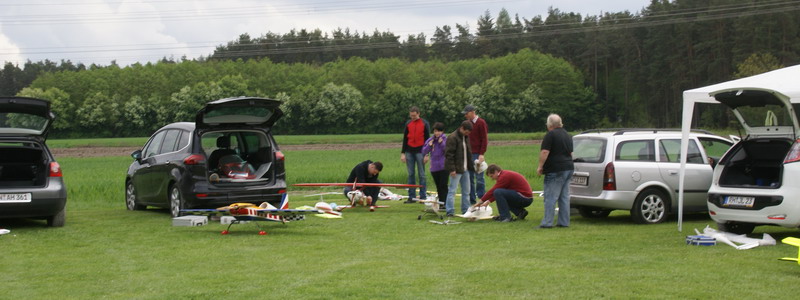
[492,216,502,221]
[403,199,416,204]
[537,225,553,229]
[495,218,513,222]
[556,224,569,228]
[517,210,529,220]
[446,213,454,217]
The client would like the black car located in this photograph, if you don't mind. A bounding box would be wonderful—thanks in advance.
[125,97,286,217]
[0,97,67,227]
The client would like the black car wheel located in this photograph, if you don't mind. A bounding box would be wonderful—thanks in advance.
[169,185,184,218]
[631,188,668,224]
[717,221,755,235]
[126,181,145,211]
[47,206,65,227]
[578,206,612,218]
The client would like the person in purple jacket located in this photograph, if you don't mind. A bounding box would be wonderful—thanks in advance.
[422,122,448,205]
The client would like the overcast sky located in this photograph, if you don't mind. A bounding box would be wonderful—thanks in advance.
[0,0,649,66]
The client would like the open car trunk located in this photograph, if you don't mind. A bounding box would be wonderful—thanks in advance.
[203,131,276,185]
[717,138,792,188]
[0,146,47,187]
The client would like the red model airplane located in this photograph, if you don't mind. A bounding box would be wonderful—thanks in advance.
[181,194,318,235]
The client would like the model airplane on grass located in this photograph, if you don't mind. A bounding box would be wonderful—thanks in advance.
[695,226,776,250]
[293,182,421,212]
[412,197,445,220]
[456,206,495,221]
[181,194,317,235]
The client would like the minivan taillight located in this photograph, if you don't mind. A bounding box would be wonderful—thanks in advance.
[784,139,800,163]
[602,162,616,190]
[183,154,206,165]
[49,162,62,177]
[275,151,285,161]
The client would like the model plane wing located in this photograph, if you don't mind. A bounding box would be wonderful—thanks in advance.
[293,183,422,188]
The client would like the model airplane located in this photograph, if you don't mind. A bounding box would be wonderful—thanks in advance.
[181,194,317,235]
[456,206,495,221]
[293,182,421,212]
[695,226,776,250]
[412,197,445,220]
[379,188,410,201]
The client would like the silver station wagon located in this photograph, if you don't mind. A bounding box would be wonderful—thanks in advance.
[570,129,733,224]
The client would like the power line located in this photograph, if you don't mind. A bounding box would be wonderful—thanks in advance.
[1,0,517,25]
[2,1,799,62]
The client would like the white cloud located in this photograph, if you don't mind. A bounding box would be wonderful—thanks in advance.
[0,0,648,66]
[0,28,23,65]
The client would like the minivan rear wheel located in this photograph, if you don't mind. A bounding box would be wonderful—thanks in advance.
[632,188,668,224]
[578,206,612,218]
[169,185,184,218]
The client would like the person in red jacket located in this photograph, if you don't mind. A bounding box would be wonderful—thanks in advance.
[401,106,430,202]
[474,164,533,222]
[463,105,488,205]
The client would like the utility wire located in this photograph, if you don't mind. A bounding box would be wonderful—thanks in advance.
[2,1,799,61]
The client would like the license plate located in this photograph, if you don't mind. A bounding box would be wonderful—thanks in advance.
[571,175,588,186]
[723,196,755,207]
[0,193,32,203]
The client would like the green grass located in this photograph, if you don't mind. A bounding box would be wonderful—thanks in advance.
[47,132,548,148]
[2,145,799,299]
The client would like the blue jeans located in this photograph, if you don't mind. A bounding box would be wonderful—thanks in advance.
[405,152,427,200]
[541,170,573,227]
[446,172,471,215]
[468,153,485,204]
[493,188,533,220]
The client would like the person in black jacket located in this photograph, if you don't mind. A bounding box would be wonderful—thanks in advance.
[343,160,383,206]
[443,121,475,216]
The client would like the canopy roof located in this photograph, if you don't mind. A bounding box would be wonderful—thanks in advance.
[683,64,800,105]
[677,64,800,231]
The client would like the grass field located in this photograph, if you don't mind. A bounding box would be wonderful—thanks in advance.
[2,143,799,299]
[46,132,549,149]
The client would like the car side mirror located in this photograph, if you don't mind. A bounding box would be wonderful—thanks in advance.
[131,150,143,163]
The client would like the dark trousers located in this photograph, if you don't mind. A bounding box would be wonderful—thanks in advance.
[493,188,533,219]
[344,184,380,206]
[430,170,449,204]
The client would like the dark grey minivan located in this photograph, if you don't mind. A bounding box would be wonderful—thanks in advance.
[0,97,67,227]
[125,97,286,217]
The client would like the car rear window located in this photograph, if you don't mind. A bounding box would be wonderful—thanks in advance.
[573,137,606,163]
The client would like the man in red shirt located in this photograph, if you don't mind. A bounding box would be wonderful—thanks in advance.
[401,106,430,202]
[475,164,533,222]
[463,105,488,205]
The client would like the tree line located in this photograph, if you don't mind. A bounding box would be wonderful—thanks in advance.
[18,49,591,138]
[2,0,800,138]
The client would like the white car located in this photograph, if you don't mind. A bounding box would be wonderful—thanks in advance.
[570,129,733,224]
[707,89,800,234]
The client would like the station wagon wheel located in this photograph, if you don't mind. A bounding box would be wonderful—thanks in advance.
[125,181,145,211]
[578,206,612,218]
[169,185,185,218]
[631,188,668,224]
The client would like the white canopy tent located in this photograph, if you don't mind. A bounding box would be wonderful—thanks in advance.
[678,64,800,231]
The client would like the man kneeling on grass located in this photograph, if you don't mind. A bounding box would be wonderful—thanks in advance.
[474,164,533,222]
